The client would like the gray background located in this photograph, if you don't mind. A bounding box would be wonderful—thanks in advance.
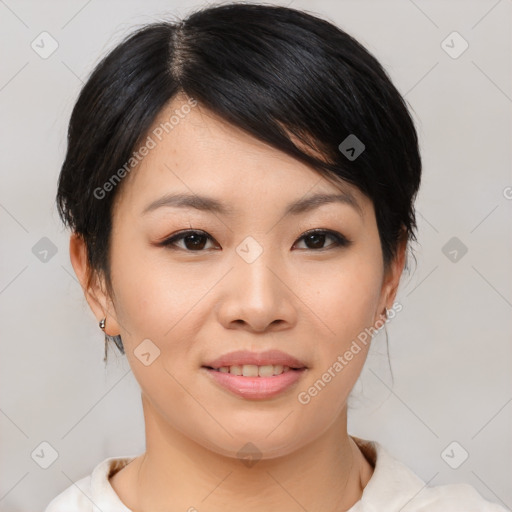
[0,0,511,510]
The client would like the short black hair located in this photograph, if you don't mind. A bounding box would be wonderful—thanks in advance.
[56,2,422,354]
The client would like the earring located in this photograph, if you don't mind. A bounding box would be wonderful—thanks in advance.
[99,316,125,355]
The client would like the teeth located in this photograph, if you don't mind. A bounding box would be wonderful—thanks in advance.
[257,365,274,377]
[242,365,259,377]
[229,365,242,376]
[214,364,293,376]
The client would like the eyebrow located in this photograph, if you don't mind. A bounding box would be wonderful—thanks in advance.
[142,191,363,218]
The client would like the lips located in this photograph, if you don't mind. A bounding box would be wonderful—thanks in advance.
[202,349,308,370]
[203,366,306,399]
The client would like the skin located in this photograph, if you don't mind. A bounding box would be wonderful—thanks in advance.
[70,93,407,512]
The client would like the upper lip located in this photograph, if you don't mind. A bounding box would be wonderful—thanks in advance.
[203,350,308,369]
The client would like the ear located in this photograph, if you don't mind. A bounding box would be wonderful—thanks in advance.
[374,231,408,324]
[69,232,121,336]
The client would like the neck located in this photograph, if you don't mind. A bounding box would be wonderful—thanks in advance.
[112,393,374,512]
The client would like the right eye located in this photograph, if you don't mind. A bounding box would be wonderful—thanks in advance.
[159,230,219,251]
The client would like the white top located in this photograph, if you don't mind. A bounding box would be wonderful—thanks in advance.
[44,436,507,511]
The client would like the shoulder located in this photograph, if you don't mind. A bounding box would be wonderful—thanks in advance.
[350,436,507,512]
[404,482,508,511]
[44,456,136,512]
[44,474,93,512]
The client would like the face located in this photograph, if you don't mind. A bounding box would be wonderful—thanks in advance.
[74,94,404,460]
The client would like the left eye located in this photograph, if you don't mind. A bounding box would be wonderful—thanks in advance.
[294,229,351,250]
[160,229,351,252]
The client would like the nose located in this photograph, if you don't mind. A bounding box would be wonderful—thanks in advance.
[216,246,297,333]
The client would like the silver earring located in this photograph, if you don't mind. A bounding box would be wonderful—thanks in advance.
[99,317,125,355]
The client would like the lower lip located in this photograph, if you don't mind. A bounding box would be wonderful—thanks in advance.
[202,367,307,400]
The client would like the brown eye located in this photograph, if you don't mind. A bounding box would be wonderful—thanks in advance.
[160,230,217,251]
[294,229,351,250]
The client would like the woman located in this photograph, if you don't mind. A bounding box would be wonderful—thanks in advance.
[45,3,505,510]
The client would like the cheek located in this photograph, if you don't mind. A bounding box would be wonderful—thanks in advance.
[105,247,191,390]
[309,252,384,346]
[296,260,382,419]
[299,253,382,406]
[109,230,209,337]
[108,247,207,418]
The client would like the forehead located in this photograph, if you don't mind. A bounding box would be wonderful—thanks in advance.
[112,94,369,219]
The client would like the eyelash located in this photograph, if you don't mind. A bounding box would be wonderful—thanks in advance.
[159,228,352,252]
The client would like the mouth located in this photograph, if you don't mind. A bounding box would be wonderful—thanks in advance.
[200,350,308,399]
